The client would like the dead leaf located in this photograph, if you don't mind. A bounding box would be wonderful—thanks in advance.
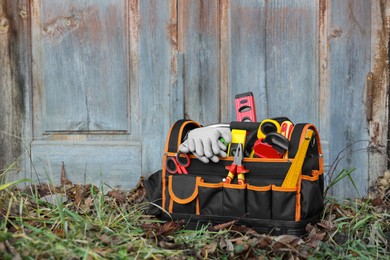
[156,220,185,237]
[60,161,72,186]
[208,219,237,231]
[107,190,127,205]
[127,177,147,204]
[256,236,273,249]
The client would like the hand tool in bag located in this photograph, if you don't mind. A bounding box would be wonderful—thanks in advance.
[227,129,247,157]
[281,129,314,188]
[264,132,289,154]
[253,139,284,158]
[235,92,257,122]
[224,143,249,185]
[257,119,281,139]
[280,120,294,139]
[166,151,190,174]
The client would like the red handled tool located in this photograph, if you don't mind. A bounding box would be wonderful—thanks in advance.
[166,151,190,174]
[224,144,249,185]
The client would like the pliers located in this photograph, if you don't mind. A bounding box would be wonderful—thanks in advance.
[224,143,249,185]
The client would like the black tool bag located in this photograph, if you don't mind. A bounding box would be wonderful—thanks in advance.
[144,119,324,236]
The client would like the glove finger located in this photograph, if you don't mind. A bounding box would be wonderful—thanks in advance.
[211,138,221,155]
[219,150,227,158]
[209,155,220,163]
[217,140,227,151]
[179,141,190,153]
[203,138,214,158]
[194,138,204,156]
[188,138,196,153]
[219,128,232,144]
[193,152,209,163]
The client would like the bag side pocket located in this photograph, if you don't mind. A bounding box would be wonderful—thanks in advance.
[198,180,223,216]
[222,183,246,217]
[246,184,271,219]
[271,185,296,221]
[300,173,324,219]
[167,175,200,214]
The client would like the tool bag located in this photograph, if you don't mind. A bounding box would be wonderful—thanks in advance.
[144,119,324,236]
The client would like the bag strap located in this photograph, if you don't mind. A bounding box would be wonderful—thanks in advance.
[164,119,201,154]
[288,123,323,174]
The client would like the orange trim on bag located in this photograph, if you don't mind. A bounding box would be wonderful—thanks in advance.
[271,185,296,192]
[197,179,223,189]
[301,173,319,182]
[196,199,200,215]
[296,178,302,221]
[223,183,246,189]
[169,198,174,213]
[168,176,199,204]
[247,184,272,191]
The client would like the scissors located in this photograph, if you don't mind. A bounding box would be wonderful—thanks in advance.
[166,151,190,174]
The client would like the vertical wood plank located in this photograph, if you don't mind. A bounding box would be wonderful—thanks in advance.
[318,0,331,172]
[328,0,371,198]
[265,0,319,124]
[169,0,185,123]
[220,0,230,122]
[0,0,29,176]
[229,0,266,121]
[138,0,172,174]
[129,0,140,140]
[178,0,220,125]
[368,0,389,186]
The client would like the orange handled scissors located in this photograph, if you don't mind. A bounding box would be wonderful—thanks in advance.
[166,151,190,174]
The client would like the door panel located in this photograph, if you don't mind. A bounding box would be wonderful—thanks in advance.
[31,0,140,189]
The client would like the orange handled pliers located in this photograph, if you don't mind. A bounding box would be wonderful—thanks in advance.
[224,143,249,185]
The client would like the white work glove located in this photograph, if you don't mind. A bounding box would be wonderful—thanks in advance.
[179,126,232,163]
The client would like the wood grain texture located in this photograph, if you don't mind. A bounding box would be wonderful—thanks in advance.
[138,0,173,174]
[229,0,266,121]
[0,0,28,174]
[30,0,142,189]
[328,0,371,198]
[368,0,389,188]
[31,141,141,190]
[178,0,220,124]
[264,0,319,124]
[35,0,129,133]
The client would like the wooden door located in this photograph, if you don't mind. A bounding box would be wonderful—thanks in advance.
[30,0,141,189]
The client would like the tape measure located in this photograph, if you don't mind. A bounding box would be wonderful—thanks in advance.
[281,129,314,188]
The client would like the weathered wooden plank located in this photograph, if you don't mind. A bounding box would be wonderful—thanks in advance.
[318,0,331,172]
[35,0,129,133]
[0,1,28,175]
[31,141,141,190]
[178,0,220,125]
[328,0,371,198]
[265,0,319,124]
[229,0,267,121]
[367,0,389,187]
[220,0,231,122]
[129,0,140,141]
[138,0,173,174]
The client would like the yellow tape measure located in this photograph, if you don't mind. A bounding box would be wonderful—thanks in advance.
[281,129,314,188]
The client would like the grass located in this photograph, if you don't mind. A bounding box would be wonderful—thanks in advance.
[0,176,388,259]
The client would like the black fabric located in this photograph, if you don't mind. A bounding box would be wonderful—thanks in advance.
[144,119,324,236]
[143,170,162,216]
[288,123,307,158]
